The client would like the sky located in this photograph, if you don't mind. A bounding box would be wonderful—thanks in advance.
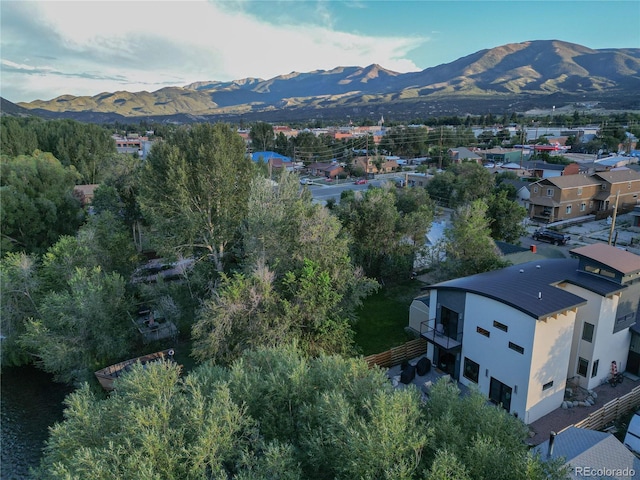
[1,0,639,103]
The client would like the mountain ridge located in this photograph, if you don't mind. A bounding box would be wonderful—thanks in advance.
[11,40,640,122]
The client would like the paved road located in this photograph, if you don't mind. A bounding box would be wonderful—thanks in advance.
[308,180,386,205]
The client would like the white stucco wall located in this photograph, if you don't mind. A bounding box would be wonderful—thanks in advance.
[458,294,537,422]
[559,283,630,390]
[527,309,577,424]
[458,293,578,424]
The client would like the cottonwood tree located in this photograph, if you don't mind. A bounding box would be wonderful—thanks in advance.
[38,345,567,480]
[440,199,508,280]
[191,262,289,364]
[337,185,433,282]
[138,123,253,273]
[249,122,275,152]
[0,252,41,367]
[487,190,528,244]
[192,258,371,363]
[1,152,83,254]
[19,266,134,384]
[243,170,377,320]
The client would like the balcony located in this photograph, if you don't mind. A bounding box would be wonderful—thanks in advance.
[420,320,463,351]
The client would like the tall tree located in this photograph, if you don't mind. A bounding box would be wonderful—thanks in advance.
[440,200,508,279]
[1,152,83,254]
[138,123,253,273]
[249,122,275,152]
[243,170,377,320]
[19,266,133,384]
[0,252,41,367]
[487,190,528,244]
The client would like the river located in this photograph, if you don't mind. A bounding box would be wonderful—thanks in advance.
[1,365,73,479]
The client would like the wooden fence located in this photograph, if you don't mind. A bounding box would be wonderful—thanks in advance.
[364,338,427,369]
[570,385,640,431]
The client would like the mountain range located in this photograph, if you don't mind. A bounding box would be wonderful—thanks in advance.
[9,40,640,123]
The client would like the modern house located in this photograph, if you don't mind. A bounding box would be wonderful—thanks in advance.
[408,243,640,424]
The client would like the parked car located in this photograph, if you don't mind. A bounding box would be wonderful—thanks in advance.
[355,179,367,185]
[623,410,640,455]
[532,229,570,245]
[300,177,312,185]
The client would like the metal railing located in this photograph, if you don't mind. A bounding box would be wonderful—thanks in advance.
[420,320,463,350]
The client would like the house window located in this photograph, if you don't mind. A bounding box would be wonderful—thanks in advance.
[617,312,635,325]
[589,201,594,208]
[591,359,599,378]
[577,187,583,195]
[463,357,480,383]
[542,381,554,391]
[582,322,594,343]
[533,186,538,193]
[629,182,632,190]
[476,326,490,338]
[566,205,572,214]
[601,184,607,190]
[577,357,589,377]
[546,188,554,197]
[493,320,508,332]
[580,202,586,212]
[508,342,524,354]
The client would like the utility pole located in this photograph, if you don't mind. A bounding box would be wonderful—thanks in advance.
[608,190,620,245]
[438,126,444,170]
[519,127,525,169]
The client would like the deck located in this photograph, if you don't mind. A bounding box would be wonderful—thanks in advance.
[132,308,178,343]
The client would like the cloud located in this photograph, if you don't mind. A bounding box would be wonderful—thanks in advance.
[0,0,425,102]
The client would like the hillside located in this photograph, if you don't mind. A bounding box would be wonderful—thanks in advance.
[13,40,640,122]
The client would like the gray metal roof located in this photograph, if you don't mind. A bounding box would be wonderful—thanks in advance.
[534,427,640,480]
[432,259,625,320]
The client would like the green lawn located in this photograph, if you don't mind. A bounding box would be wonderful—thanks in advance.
[354,280,426,356]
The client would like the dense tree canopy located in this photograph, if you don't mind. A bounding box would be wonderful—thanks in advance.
[249,122,275,152]
[138,123,253,273]
[19,266,134,384]
[0,117,117,184]
[0,252,41,367]
[487,190,528,244]
[37,345,566,480]
[1,151,84,254]
[336,185,434,282]
[439,200,508,280]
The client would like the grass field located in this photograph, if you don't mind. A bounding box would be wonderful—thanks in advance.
[354,280,426,356]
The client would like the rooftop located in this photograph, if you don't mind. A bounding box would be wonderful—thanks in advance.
[570,243,640,276]
[431,259,626,320]
[533,427,640,479]
[592,168,640,184]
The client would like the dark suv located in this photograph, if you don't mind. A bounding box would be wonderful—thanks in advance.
[532,229,570,245]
